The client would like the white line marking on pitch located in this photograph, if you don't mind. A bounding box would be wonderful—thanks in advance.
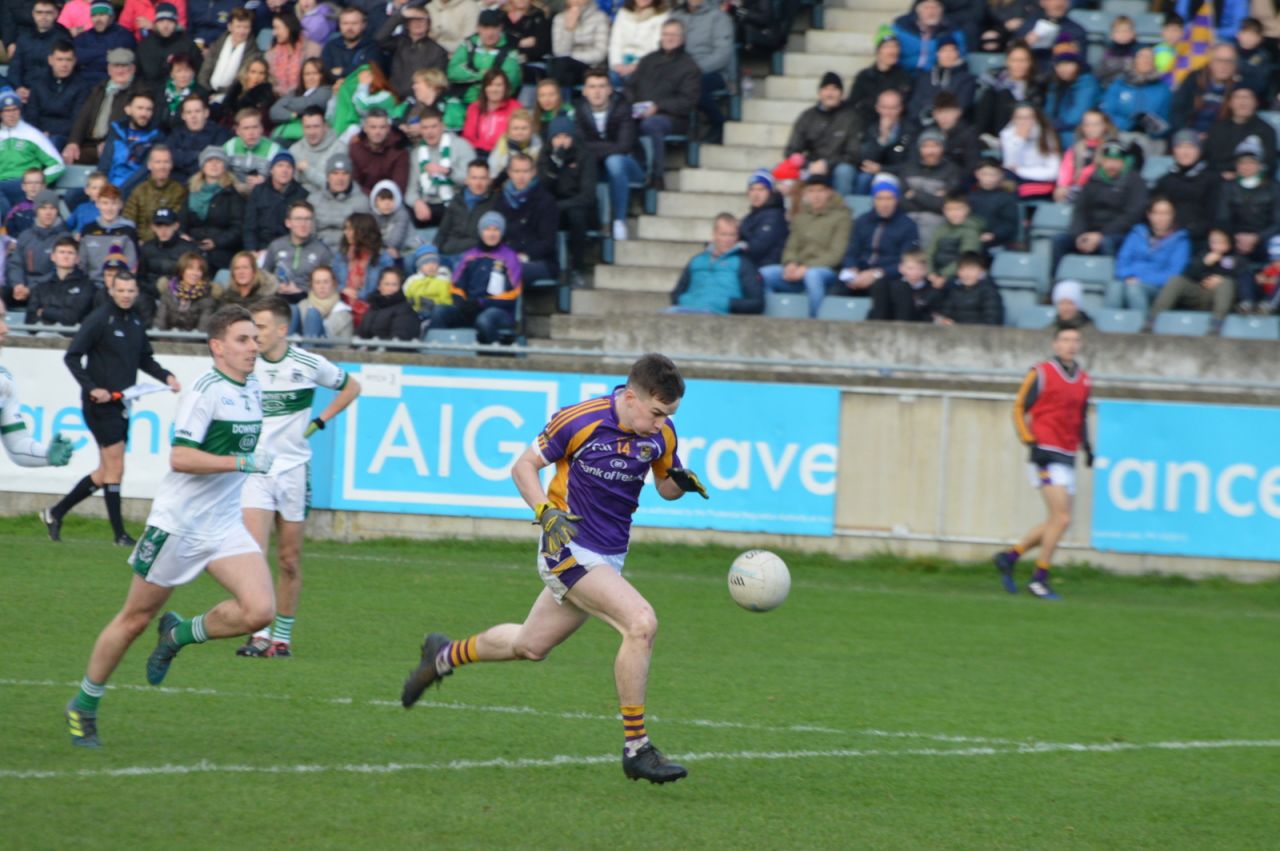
[4,739,1279,781]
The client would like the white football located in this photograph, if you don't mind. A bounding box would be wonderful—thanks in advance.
[727,550,791,612]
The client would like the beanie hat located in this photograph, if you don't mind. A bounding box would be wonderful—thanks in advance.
[155,3,180,22]
[870,173,902,198]
[937,33,960,50]
[90,1,113,15]
[34,189,60,209]
[199,146,229,167]
[819,71,843,92]
[1100,140,1127,159]
[102,244,130,272]
[1171,129,1201,149]
[0,88,20,110]
[918,128,946,146]
[1235,135,1264,161]
[271,150,296,167]
[413,243,440,268]
[478,210,506,236]
[1052,279,1084,307]
[547,115,576,140]
[748,168,775,191]
[1052,38,1082,65]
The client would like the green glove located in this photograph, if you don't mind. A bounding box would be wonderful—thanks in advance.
[304,417,325,438]
[46,433,74,467]
[667,467,709,499]
[534,502,582,552]
[234,449,276,474]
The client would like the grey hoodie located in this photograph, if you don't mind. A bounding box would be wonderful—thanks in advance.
[669,1,734,75]
[290,128,346,193]
[6,220,70,289]
[309,181,371,249]
[370,179,415,254]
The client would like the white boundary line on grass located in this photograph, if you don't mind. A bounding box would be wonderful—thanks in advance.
[0,678,1019,743]
[4,740,1280,781]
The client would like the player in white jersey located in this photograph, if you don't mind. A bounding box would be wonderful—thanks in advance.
[236,296,362,658]
[65,306,278,749]
[0,301,75,468]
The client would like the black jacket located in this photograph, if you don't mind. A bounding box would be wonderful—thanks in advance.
[739,193,789,267]
[244,179,309,251]
[503,7,552,64]
[855,122,915,173]
[136,30,203,85]
[905,64,977,125]
[785,103,863,166]
[496,184,561,269]
[1203,116,1278,175]
[1217,178,1280,240]
[1069,170,1148,238]
[847,63,914,125]
[437,192,499,256]
[939,277,1004,325]
[538,143,597,212]
[967,187,1019,247]
[895,157,964,215]
[626,46,701,132]
[25,268,95,328]
[574,95,638,164]
[1154,160,1221,243]
[167,122,230,182]
[377,13,449,98]
[185,183,245,270]
[64,301,172,397]
[941,122,982,173]
[358,289,420,341]
[139,235,198,298]
[6,19,70,89]
[22,69,91,140]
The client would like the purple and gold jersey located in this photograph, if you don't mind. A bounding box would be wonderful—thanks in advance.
[535,387,679,555]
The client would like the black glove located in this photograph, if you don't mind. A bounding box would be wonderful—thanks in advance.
[1028,445,1055,468]
[534,502,581,552]
[1083,446,1095,468]
[668,467,709,499]
[303,417,325,438]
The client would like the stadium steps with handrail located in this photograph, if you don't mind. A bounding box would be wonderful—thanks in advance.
[563,0,890,320]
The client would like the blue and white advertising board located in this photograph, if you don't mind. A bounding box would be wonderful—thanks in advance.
[312,364,840,535]
[1091,400,1280,561]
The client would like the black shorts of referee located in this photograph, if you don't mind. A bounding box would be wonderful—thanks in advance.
[83,398,130,447]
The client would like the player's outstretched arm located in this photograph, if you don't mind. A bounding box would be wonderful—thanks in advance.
[305,377,363,438]
[663,468,709,500]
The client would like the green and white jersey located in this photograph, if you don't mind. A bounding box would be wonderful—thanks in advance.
[147,368,263,542]
[255,346,347,476]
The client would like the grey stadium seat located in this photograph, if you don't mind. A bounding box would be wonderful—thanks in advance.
[816,296,871,321]
[1056,254,1114,288]
[1152,311,1212,337]
[1092,309,1144,334]
[1014,304,1056,330]
[765,292,811,318]
[1001,289,1039,324]
[1220,314,1280,340]
[991,251,1048,291]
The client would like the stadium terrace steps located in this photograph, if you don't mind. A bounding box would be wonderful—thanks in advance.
[564,0,896,324]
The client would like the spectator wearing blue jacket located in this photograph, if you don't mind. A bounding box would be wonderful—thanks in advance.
[187,0,241,48]
[99,91,164,192]
[322,8,382,82]
[73,2,136,85]
[738,170,788,269]
[1109,198,1192,312]
[890,0,966,74]
[1100,48,1173,140]
[837,174,921,295]
[669,214,764,315]
[1043,40,1100,148]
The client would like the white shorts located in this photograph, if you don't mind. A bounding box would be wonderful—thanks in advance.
[129,523,261,588]
[241,463,310,523]
[1027,462,1076,495]
[537,541,628,604]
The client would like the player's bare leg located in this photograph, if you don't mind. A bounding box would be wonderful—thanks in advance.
[566,568,686,784]
[67,575,174,746]
[266,517,305,655]
[236,508,278,656]
[1026,486,1072,600]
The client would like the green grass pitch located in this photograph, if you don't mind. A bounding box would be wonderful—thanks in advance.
[1,515,1277,850]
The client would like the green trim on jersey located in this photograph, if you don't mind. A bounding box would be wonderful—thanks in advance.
[200,419,262,455]
[214,368,247,387]
[259,346,292,365]
[0,421,25,434]
[261,387,317,417]
[194,372,222,393]
[172,437,201,449]
[130,526,171,579]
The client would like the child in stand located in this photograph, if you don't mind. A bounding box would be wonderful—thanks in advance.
[3,169,48,238]
[967,158,1020,253]
[1097,15,1139,88]
[66,172,110,234]
[370,180,414,260]
[935,251,1005,325]
[1236,18,1275,100]
[403,243,454,326]
[1155,14,1185,80]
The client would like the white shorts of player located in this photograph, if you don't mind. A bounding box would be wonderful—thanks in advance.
[1027,462,1076,496]
[129,523,261,588]
[538,541,628,604]
[241,464,310,522]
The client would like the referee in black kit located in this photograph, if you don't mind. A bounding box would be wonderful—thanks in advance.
[41,272,180,546]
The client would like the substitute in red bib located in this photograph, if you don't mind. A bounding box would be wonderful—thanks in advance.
[993,325,1093,600]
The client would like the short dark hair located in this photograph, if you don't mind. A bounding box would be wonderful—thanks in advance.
[208,304,254,341]
[49,40,75,55]
[1053,323,1082,338]
[583,66,610,84]
[250,295,293,325]
[932,91,959,111]
[467,158,490,173]
[942,191,969,206]
[976,156,1003,171]
[508,152,534,168]
[127,89,155,105]
[956,251,986,269]
[53,236,79,251]
[301,105,327,120]
[415,105,444,123]
[628,354,685,404]
[288,199,314,216]
[364,107,389,121]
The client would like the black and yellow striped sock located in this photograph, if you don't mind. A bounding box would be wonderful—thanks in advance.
[622,704,648,755]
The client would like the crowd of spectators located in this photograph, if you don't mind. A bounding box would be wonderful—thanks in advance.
[672,0,1280,334]
[0,0,751,343]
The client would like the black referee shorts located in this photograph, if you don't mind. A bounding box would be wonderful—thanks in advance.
[83,400,129,447]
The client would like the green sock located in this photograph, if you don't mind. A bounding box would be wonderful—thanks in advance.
[270,614,295,644]
[74,677,105,712]
[172,614,209,647]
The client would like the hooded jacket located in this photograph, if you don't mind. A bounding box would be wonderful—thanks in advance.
[370,179,414,253]
[843,205,921,271]
[739,192,789,267]
[785,103,863,166]
[4,220,69,294]
[626,45,701,132]
[782,198,853,269]
[26,267,95,327]
[290,128,345,193]
[358,288,421,341]
[309,180,372,248]
[671,244,764,314]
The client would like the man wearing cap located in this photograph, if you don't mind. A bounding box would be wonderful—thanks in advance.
[1204,88,1277,179]
[22,41,91,151]
[1043,39,1099,148]
[136,3,203,86]
[538,116,595,281]
[64,48,147,166]
[1053,140,1146,268]
[889,0,966,74]
[265,200,336,290]
[896,128,964,245]
[785,73,862,197]
[3,191,69,312]
[8,0,72,94]
[1154,131,1221,245]
[447,9,522,106]
[74,2,136,85]
[406,105,476,225]
[1218,138,1280,262]
[137,206,192,315]
[99,89,164,191]
[167,94,229,183]
[289,106,345,194]
[125,146,188,242]
[739,169,788,269]
[321,6,380,84]
[838,174,921,301]
[245,151,309,252]
[349,108,410,195]
[427,0,481,54]
[437,158,498,258]
[309,154,371,248]
[0,89,66,218]
[377,1,448,99]
[759,174,852,316]
[625,20,701,191]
